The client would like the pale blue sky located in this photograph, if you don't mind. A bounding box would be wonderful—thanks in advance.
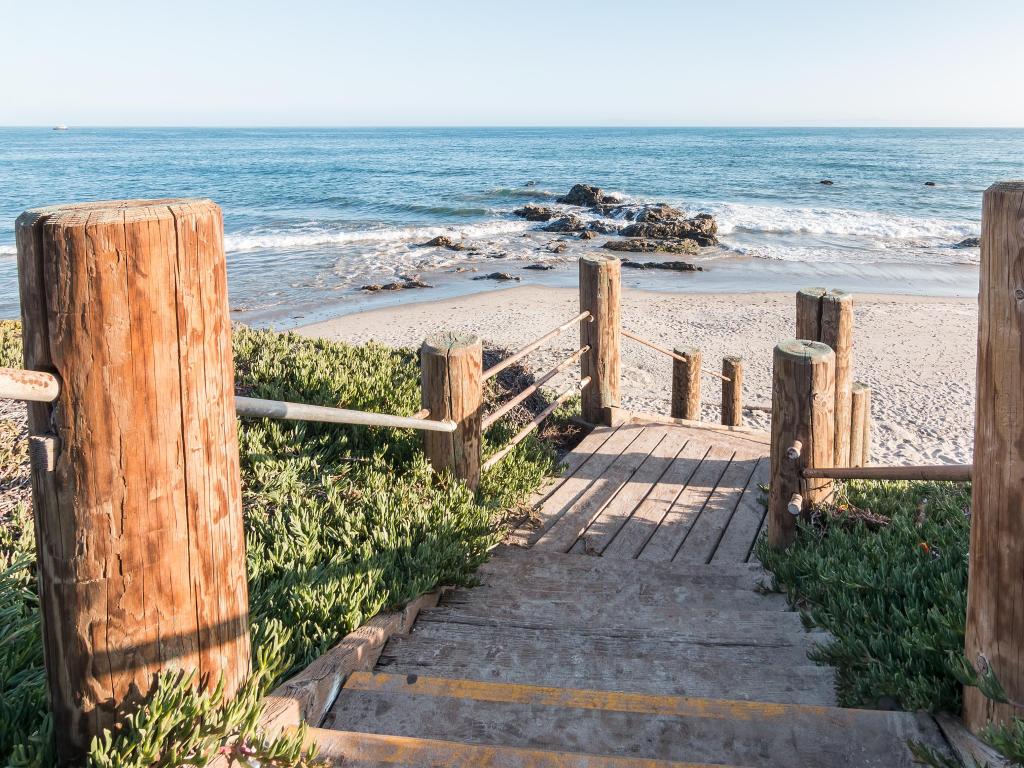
[2,0,1022,127]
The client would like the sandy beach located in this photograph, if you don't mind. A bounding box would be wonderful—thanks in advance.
[300,287,977,466]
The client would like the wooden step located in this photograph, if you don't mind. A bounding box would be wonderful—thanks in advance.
[326,672,952,768]
[483,547,772,592]
[378,621,835,705]
[306,728,742,767]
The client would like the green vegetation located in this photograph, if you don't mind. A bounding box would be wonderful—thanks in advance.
[0,322,568,766]
[758,479,1024,765]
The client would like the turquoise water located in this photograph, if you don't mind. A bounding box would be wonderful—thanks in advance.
[1,127,1021,321]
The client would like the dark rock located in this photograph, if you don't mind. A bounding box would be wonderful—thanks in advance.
[523,263,555,270]
[955,237,981,248]
[546,242,569,254]
[602,238,699,255]
[819,179,834,185]
[524,180,537,187]
[557,183,618,207]
[924,181,937,187]
[632,203,688,223]
[620,260,702,272]
[362,277,433,292]
[473,272,521,282]
[420,235,467,250]
[618,213,718,246]
[587,220,622,235]
[513,204,557,221]
[578,230,597,240]
[543,215,586,233]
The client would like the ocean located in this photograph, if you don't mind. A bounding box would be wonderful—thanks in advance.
[1,127,1020,325]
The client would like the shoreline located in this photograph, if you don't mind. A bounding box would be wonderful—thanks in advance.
[298,286,977,466]
[234,254,979,331]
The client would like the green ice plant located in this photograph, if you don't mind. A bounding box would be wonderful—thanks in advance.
[0,322,561,766]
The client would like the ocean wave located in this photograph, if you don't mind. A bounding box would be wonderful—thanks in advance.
[0,244,16,257]
[706,201,979,243]
[224,219,531,252]
[477,187,558,200]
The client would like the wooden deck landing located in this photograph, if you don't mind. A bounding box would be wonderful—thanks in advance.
[521,417,770,564]
[316,418,954,767]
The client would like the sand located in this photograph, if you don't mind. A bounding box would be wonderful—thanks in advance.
[299,287,977,466]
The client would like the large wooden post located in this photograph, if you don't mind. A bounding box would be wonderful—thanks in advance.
[16,199,250,765]
[671,346,702,421]
[421,331,483,489]
[964,182,1024,733]
[579,255,621,425]
[721,356,743,427]
[796,288,854,466]
[768,340,835,550]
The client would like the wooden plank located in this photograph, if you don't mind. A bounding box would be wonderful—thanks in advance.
[306,729,732,768]
[673,452,760,564]
[327,672,951,768]
[711,458,770,564]
[482,547,771,592]
[637,446,733,562]
[934,713,1013,768]
[524,423,645,543]
[571,429,691,555]
[416,601,810,645]
[535,426,667,552]
[378,622,833,704]
[615,408,771,443]
[601,440,711,560]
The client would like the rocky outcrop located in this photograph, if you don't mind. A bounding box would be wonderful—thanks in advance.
[523,263,555,270]
[955,237,981,248]
[473,272,521,282]
[420,235,467,250]
[362,277,433,291]
[578,230,597,240]
[543,215,586,233]
[820,180,834,186]
[602,238,698,255]
[620,260,702,272]
[924,181,937,187]
[557,184,618,207]
[618,213,718,246]
[513,204,557,221]
[587,220,622,235]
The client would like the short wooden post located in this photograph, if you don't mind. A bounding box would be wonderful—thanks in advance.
[721,356,743,427]
[421,331,483,489]
[796,287,854,466]
[579,255,621,425]
[795,287,825,340]
[849,382,871,468]
[768,340,835,550]
[964,181,1024,733]
[671,346,702,421]
[16,199,250,765]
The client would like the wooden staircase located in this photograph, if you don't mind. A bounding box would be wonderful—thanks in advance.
[311,419,955,766]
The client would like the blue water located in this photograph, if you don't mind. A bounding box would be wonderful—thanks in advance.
[1,127,1021,322]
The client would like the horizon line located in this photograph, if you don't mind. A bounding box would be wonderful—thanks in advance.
[3,124,1024,131]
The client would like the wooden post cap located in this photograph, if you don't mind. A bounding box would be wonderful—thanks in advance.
[775,338,834,362]
[422,330,481,355]
[673,346,700,360]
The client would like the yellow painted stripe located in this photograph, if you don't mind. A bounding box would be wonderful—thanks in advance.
[344,671,861,725]
[307,728,747,768]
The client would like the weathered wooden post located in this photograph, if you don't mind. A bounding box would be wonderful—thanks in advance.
[849,382,871,468]
[671,347,701,420]
[579,255,621,425]
[16,199,251,765]
[964,181,1024,733]
[721,356,743,426]
[795,288,853,466]
[768,340,835,549]
[421,331,483,489]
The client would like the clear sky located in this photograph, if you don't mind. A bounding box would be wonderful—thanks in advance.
[2,0,1022,127]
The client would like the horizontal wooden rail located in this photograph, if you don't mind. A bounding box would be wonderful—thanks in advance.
[482,311,591,382]
[482,346,590,431]
[0,367,60,402]
[481,378,589,472]
[621,330,729,381]
[802,464,972,482]
[235,396,456,432]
